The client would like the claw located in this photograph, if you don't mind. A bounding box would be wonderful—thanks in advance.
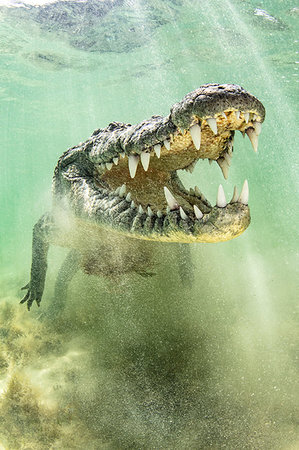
[20,291,30,304]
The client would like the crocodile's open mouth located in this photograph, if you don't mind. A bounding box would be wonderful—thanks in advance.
[85,84,265,243]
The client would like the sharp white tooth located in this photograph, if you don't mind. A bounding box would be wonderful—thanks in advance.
[217,184,227,208]
[239,180,249,205]
[179,207,188,220]
[194,205,203,219]
[189,187,195,195]
[119,184,126,197]
[235,110,240,120]
[140,151,150,171]
[164,186,179,210]
[138,205,144,214]
[228,141,233,156]
[128,155,139,178]
[194,186,201,197]
[154,144,161,158]
[106,162,113,170]
[185,159,198,174]
[120,152,126,159]
[222,112,227,118]
[224,152,231,166]
[113,157,119,165]
[246,128,259,152]
[130,201,136,209]
[206,118,217,135]
[189,124,201,150]
[100,163,106,171]
[252,121,262,135]
[253,114,257,120]
[217,159,229,179]
[115,187,121,195]
[231,186,239,203]
[157,210,163,218]
[209,159,213,165]
[164,140,171,150]
[244,112,249,123]
[125,192,132,202]
[147,206,153,217]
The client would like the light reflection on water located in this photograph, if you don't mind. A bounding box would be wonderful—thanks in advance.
[0,0,298,448]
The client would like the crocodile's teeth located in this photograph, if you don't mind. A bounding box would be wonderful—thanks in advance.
[244,112,249,123]
[140,151,150,171]
[224,152,231,166]
[217,184,227,208]
[217,158,229,180]
[222,112,227,118]
[194,186,201,197]
[231,186,239,203]
[206,118,217,135]
[246,128,259,152]
[193,205,203,219]
[189,124,201,150]
[180,207,188,220]
[239,180,249,205]
[228,141,233,156]
[115,186,121,195]
[157,210,163,218]
[185,159,198,174]
[120,152,125,159]
[113,157,119,165]
[125,192,132,202]
[154,144,161,158]
[128,155,139,178]
[164,186,179,210]
[130,201,136,209]
[119,184,126,197]
[252,121,262,135]
[138,205,144,214]
[106,162,113,170]
[147,206,153,217]
[164,140,171,150]
[235,110,240,120]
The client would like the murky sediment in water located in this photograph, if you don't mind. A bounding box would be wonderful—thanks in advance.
[0,0,298,448]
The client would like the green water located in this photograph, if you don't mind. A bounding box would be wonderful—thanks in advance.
[0,0,298,448]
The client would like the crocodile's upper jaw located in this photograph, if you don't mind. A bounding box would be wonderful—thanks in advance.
[84,84,265,243]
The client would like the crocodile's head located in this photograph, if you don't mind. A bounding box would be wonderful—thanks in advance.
[86,84,265,243]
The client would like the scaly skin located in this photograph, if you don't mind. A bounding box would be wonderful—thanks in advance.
[21,83,265,310]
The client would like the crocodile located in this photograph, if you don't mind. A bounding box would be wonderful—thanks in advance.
[21,83,265,310]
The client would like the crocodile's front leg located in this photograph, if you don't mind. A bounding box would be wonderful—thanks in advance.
[21,212,54,310]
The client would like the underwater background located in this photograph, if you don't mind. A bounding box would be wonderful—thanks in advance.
[0,0,298,448]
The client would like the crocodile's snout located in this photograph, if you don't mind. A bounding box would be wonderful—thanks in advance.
[73,83,265,243]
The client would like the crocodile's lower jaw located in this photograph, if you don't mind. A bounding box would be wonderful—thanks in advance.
[91,107,259,242]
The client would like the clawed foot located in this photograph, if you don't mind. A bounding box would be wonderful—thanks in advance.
[20,283,41,311]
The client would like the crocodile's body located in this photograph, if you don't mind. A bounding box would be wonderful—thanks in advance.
[21,84,265,310]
